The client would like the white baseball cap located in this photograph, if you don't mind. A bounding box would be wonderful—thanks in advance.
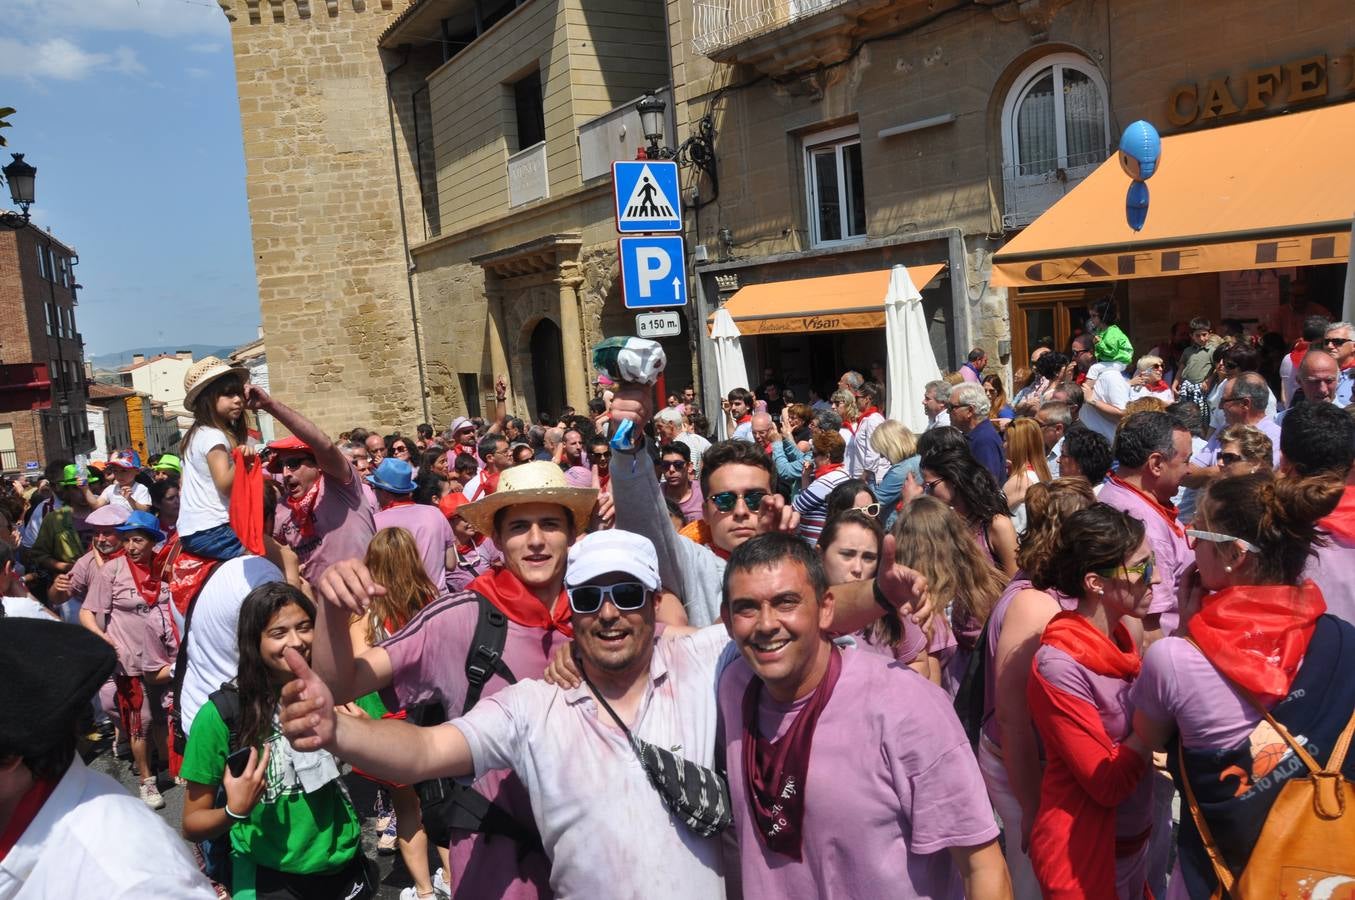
[564,529,660,591]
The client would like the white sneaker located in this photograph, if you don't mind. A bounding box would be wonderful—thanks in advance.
[433,868,451,898]
[398,889,438,900]
[139,777,165,810]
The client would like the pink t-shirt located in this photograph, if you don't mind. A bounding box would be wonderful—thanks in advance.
[1306,529,1355,626]
[278,461,376,585]
[374,502,454,589]
[668,485,704,524]
[982,577,1079,747]
[82,555,177,678]
[1098,479,1194,634]
[719,646,999,898]
[381,591,571,900]
[66,550,104,600]
[1129,637,1262,751]
[446,537,501,594]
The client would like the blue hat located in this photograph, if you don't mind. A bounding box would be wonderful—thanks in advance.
[367,457,417,495]
[116,510,166,544]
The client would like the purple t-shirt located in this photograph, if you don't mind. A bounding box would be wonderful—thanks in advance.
[1189,415,1282,468]
[1098,478,1194,635]
[446,537,502,594]
[82,556,178,678]
[374,502,454,589]
[718,646,998,899]
[1306,528,1355,627]
[667,485,704,524]
[1129,637,1262,751]
[278,461,376,585]
[381,591,570,900]
[982,577,1078,746]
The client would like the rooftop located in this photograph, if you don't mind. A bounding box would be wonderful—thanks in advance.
[86,382,138,400]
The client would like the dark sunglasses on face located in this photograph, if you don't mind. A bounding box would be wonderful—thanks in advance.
[1217,452,1244,467]
[277,456,312,472]
[567,582,650,614]
[708,489,769,513]
[659,459,687,471]
[1324,337,1353,347]
[393,445,409,454]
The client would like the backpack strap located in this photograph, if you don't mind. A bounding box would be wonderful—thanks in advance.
[208,684,241,751]
[461,591,515,715]
[1177,734,1235,899]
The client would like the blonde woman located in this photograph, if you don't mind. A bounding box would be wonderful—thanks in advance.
[830,389,859,442]
[869,419,921,529]
[1214,423,1272,476]
[1003,418,1052,534]
[1127,354,1175,403]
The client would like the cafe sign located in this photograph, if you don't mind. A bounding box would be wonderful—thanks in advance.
[1168,51,1355,126]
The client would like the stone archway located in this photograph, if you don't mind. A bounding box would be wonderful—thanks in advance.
[527,317,567,421]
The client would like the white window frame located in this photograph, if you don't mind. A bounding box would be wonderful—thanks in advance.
[1000,53,1110,185]
[803,124,867,249]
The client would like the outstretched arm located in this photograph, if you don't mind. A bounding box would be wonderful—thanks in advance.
[244,384,349,484]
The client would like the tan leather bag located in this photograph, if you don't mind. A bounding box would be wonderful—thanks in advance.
[1180,685,1355,899]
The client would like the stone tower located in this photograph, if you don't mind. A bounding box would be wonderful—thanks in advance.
[218,0,424,435]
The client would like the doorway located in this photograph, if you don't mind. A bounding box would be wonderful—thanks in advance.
[1009,287,1101,369]
[529,318,566,421]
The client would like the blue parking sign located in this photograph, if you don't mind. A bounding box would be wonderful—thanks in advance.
[620,236,687,309]
[613,160,682,233]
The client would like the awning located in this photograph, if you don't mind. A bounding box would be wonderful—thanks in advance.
[714,263,946,335]
[991,103,1355,288]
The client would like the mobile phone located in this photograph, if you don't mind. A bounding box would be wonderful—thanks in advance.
[226,746,252,779]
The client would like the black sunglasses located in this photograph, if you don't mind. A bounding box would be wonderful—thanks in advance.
[708,489,769,513]
[1217,452,1244,467]
[567,582,650,614]
[659,459,687,471]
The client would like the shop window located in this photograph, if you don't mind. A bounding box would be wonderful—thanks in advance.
[1001,54,1110,228]
[511,68,545,152]
[804,126,866,248]
[459,373,482,418]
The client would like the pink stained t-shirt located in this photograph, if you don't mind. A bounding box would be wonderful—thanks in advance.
[982,577,1079,747]
[81,555,178,678]
[380,590,572,900]
[277,461,376,585]
[719,646,999,899]
[1306,529,1355,626]
[1128,636,1263,752]
[374,502,454,589]
[1098,478,1194,635]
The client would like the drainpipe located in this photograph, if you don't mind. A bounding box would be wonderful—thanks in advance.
[385,45,432,425]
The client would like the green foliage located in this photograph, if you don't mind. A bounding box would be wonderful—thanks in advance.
[0,107,13,148]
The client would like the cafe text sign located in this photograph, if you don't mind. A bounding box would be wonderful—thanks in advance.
[1168,52,1355,127]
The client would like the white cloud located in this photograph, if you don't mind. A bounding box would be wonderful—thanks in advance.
[186,66,211,78]
[0,37,147,82]
[9,0,229,39]
[188,42,224,54]
[112,46,147,75]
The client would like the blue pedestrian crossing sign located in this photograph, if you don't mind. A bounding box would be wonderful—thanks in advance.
[619,235,687,309]
[613,160,682,233]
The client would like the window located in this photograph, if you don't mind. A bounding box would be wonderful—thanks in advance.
[512,68,545,152]
[459,373,482,418]
[804,126,866,247]
[36,245,47,281]
[57,255,69,288]
[44,303,57,336]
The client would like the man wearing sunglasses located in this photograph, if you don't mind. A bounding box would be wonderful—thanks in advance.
[1321,320,1355,406]
[658,443,702,524]
[1181,373,1280,489]
[281,530,732,900]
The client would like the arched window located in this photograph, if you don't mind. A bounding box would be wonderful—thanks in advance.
[1001,54,1111,226]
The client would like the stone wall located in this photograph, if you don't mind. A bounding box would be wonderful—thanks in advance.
[220,0,425,435]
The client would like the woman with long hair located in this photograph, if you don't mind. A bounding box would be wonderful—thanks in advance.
[1003,418,1052,535]
[1028,504,1155,899]
[869,419,921,530]
[916,446,1019,577]
[979,478,1094,899]
[1131,473,1355,898]
[983,374,1015,420]
[348,527,444,899]
[181,582,369,899]
[830,389,859,442]
[894,496,1008,691]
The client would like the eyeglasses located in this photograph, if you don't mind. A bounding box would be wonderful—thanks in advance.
[392,445,409,454]
[658,459,687,471]
[277,456,313,472]
[1094,553,1157,583]
[922,477,945,495]
[1323,337,1353,347]
[1221,361,1240,370]
[1216,452,1244,467]
[852,502,881,517]
[592,451,611,461]
[708,489,769,513]
[947,403,971,412]
[1185,529,1260,553]
[566,581,651,614]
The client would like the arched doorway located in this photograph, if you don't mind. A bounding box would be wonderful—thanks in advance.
[529,318,566,421]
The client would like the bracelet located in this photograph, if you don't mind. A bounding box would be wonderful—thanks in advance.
[224,804,249,820]
[872,578,893,613]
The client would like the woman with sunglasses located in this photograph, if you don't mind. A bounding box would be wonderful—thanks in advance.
[1129,472,1353,899]
[1211,423,1271,478]
[829,389,859,442]
[387,436,414,468]
[913,446,1019,577]
[1027,504,1155,900]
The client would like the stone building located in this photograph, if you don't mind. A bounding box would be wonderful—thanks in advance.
[0,223,93,477]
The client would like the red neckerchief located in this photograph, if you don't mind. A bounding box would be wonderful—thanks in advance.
[1188,581,1326,703]
[1107,475,1184,537]
[467,567,572,636]
[813,462,842,479]
[857,405,881,419]
[737,414,752,425]
[1144,381,1172,394]
[596,472,610,491]
[1041,611,1140,678]
[385,499,416,510]
[456,534,486,556]
[97,547,126,566]
[126,554,163,608]
[1075,372,1088,385]
[1288,339,1310,371]
[286,477,323,540]
[481,469,501,496]
[1318,485,1355,543]
[0,776,58,862]
[742,646,842,861]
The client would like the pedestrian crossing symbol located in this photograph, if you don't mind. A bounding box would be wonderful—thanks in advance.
[613,160,682,233]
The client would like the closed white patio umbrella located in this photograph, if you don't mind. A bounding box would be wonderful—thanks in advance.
[710,306,750,440]
[884,264,942,433]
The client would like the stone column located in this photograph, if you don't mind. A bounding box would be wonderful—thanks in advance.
[484,285,512,404]
[556,262,588,409]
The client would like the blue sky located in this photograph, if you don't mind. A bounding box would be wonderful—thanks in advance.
[2,0,260,356]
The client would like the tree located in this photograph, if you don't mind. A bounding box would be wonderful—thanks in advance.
[0,108,13,148]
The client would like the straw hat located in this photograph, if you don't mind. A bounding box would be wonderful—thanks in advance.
[183,356,249,408]
[458,460,598,536]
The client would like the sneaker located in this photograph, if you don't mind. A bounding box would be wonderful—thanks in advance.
[433,868,451,898]
[139,777,165,810]
[398,889,436,900]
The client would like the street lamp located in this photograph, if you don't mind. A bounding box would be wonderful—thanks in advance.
[1,153,36,228]
[636,92,672,160]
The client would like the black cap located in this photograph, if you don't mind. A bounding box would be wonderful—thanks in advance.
[0,619,116,752]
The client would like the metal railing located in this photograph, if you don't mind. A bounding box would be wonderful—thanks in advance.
[0,449,17,472]
[1000,150,1109,229]
[692,0,851,57]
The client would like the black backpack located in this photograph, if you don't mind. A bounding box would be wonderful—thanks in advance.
[952,618,991,749]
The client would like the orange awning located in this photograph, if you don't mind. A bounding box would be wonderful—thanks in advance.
[991,103,1355,288]
[715,263,946,335]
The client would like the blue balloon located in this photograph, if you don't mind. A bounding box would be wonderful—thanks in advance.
[1118,120,1161,181]
[1126,180,1150,232]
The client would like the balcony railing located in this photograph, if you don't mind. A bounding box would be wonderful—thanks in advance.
[692,0,852,58]
[0,450,17,472]
[1001,150,1109,230]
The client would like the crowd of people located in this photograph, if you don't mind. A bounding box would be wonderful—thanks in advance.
[1,305,1353,899]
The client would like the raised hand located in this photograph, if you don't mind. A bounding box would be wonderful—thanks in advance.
[243,383,273,411]
[875,533,934,627]
[609,382,654,437]
[278,647,337,752]
[316,558,386,615]
[755,492,800,535]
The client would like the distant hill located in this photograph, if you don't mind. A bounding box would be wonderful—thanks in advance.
[88,344,240,372]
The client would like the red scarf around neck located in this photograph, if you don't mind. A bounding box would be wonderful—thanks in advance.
[467,566,572,636]
[1318,485,1355,543]
[742,645,842,861]
[126,554,163,608]
[1144,380,1172,394]
[286,476,324,541]
[1040,611,1141,679]
[1188,581,1326,703]
[1107,475,1184,537]
[857,405,881,420]
[813,462,843,480]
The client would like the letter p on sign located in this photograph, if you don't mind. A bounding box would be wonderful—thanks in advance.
[620,235,688,309]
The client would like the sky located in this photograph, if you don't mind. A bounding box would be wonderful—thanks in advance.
[1,0,260,356]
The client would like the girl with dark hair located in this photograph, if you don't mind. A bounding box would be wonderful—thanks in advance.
[181,583,369,899]
[1131,473,1355,899]
[914,446,1019,577]
[822,477,874,527]
[420,447,450,480]
[179,359,253,562]
[1028,503,1155,899]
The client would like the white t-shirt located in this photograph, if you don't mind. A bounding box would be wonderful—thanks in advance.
[179,427,231,538]
[2,595,57,620]
[1078,367,1130,443]
[179,555,285,736]
[98,481,151,511]
[453,626,734,900]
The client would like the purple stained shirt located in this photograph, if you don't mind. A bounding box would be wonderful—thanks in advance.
[1097,478,1194,635]
[1306,529,1355,627]
[374,502,455,589]
[381,591,571,900]
[668,484,704,524]
[81,555,178,678]
[278,461,377,586]
[445,537,502,594]
[1129,637,1264,752]
[719,647,999,899]
[982,577,1078,747]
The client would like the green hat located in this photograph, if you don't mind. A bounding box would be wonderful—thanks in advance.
[152,454,182,474]
[56,464,81,487]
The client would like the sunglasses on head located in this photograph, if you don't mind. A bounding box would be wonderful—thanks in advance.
[708,489,769,513]
[567,582,650,614]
